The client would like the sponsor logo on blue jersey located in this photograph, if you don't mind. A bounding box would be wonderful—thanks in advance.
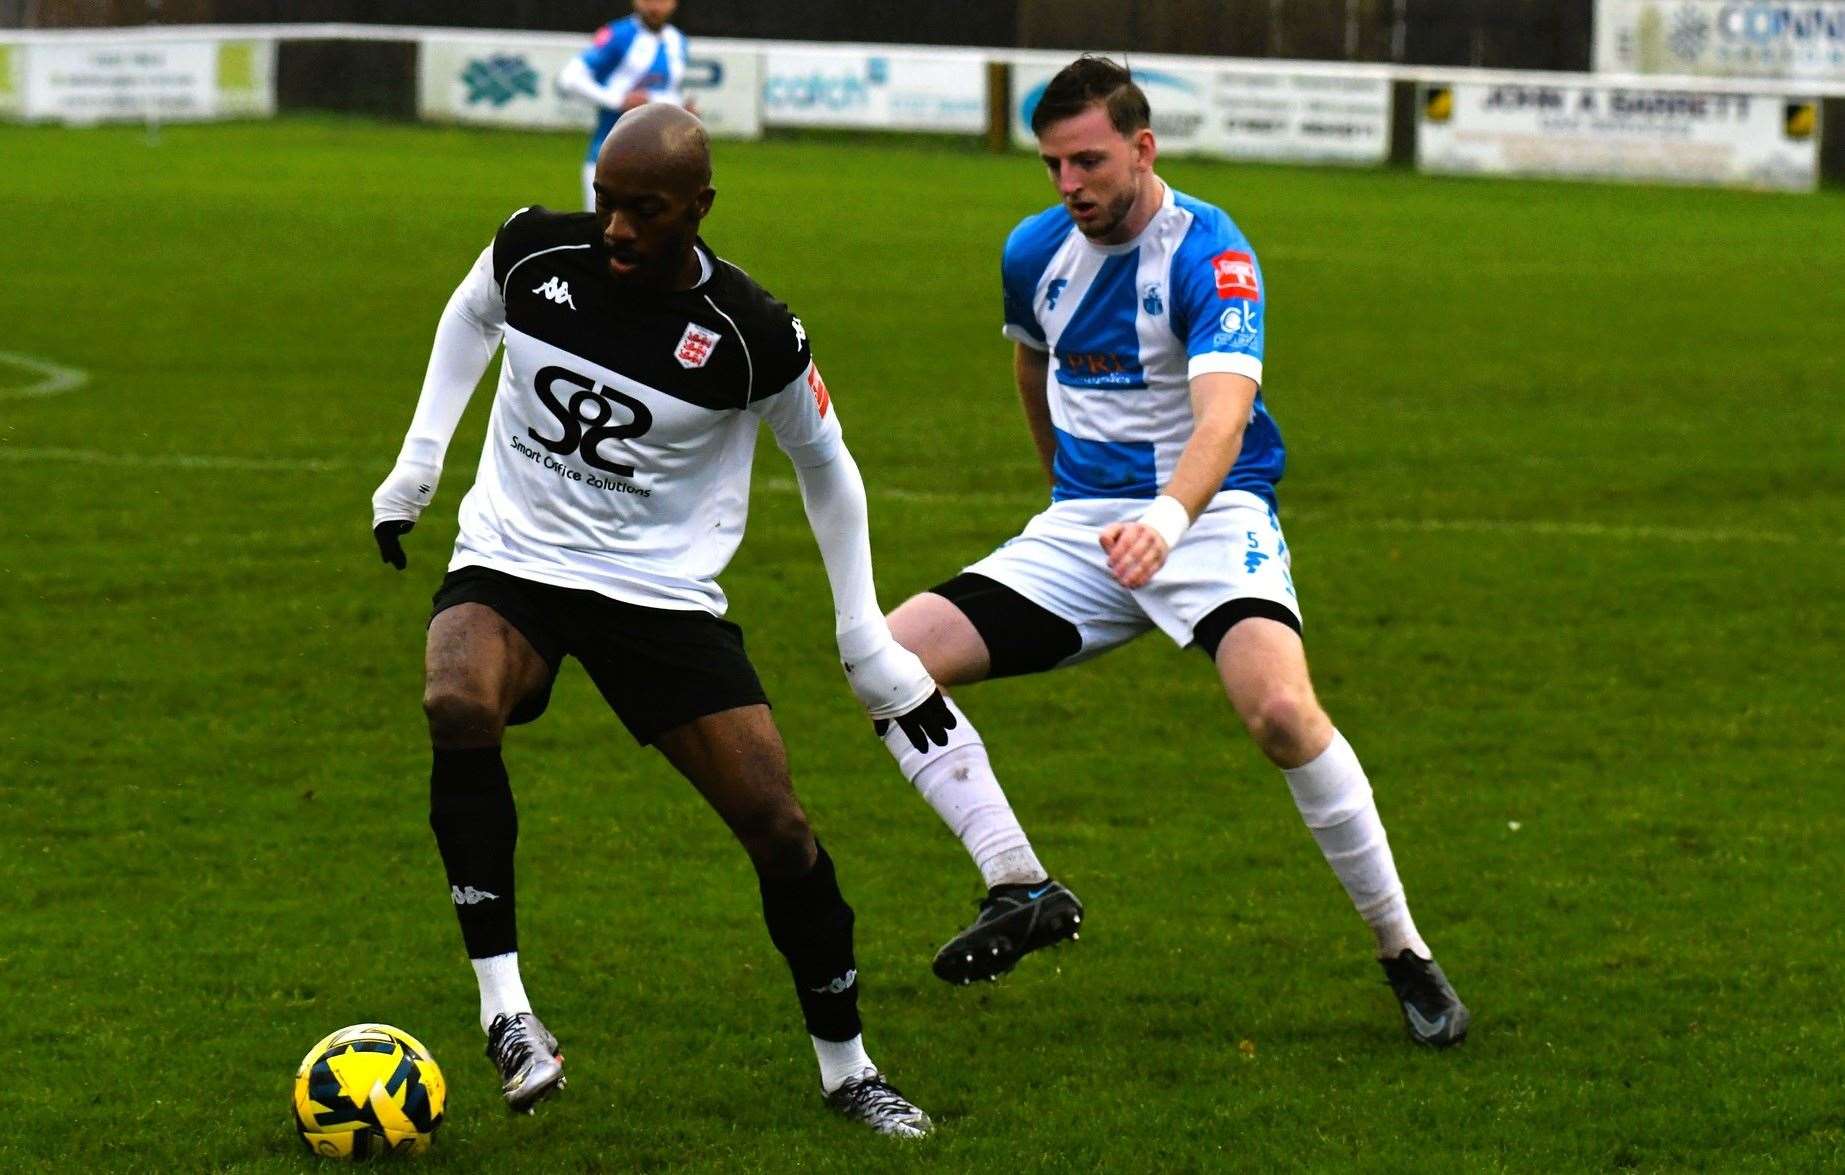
[1213,300,1259,347]
[1058,351,1136,381]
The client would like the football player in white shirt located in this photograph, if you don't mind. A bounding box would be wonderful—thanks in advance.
[369,105,945,1135]
[871,57,1470,1048]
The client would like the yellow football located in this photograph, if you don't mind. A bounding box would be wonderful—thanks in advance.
[292,1024,447,1160]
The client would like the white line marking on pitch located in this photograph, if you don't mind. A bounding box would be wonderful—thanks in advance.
[0,448,1825,548]
[0,351,90,401]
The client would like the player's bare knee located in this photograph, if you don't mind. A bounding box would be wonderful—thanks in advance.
[1244,690,1323,763]
[733,797,814,877]
[423,685,505,748]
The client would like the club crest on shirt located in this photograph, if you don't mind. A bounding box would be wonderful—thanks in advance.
[674,322,721,369]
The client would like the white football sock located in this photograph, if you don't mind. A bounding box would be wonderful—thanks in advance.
[879,695,1047,888]
[812,1034,876,1094]
[1282,730,1431,960]
[471,952,533,1034]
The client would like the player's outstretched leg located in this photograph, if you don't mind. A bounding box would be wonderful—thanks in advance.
[657,707,933,1137]
[882,592,1083,985]
[1213,614,1469,1048]
[877,707,1084,984]
[424,602,567,1110]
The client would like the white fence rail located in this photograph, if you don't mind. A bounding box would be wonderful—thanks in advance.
[2,23,1838,192]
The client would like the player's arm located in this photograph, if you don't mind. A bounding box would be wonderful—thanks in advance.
[1013,342,1055,486]
[557,55,631,110]
[1099,372,1258,589]
[998,219,1056,484]
[756,361,954,752]
[556,23,644,111]
[369,244,505,570]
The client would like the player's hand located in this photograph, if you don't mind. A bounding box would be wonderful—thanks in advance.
[372,520,415,570]
[621,89,650,111]
[841,637,938,724]
[876,689,957,754]
[371,459,440,572]
[1099,521,1170,589]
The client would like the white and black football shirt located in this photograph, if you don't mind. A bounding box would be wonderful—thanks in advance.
[445,206,838,614]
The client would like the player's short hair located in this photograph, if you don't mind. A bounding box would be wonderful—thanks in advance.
[1029,55,1150,138]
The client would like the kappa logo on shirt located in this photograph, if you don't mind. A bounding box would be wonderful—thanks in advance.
[674,322,721,368]
[1212,250,1260,301]
[533,276,577,309]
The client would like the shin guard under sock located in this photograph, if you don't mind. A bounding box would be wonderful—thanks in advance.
[758,843,862,1043]
[429,745,519,959]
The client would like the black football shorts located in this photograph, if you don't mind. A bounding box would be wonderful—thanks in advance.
[430,564,768,744]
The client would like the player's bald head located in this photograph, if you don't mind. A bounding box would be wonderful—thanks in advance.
[591,105,716,289]
[595,103,711,197]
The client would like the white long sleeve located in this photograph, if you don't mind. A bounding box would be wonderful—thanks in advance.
[791,446,883,645]
[791,443,936,720]
[372,247,504,526]
[556,56,626,112]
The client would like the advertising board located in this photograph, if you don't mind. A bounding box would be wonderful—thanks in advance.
[417,37,761,139]
[1595,1,1845,82]
[762,46,985,132]
[1011,58,1391,165]
[14,38,274,123]
[1417,80,1819,190]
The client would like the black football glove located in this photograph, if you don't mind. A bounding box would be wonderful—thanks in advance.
[373,519,415,570]
[873,689,958,754]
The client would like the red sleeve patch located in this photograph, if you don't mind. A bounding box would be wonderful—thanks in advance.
[1212,250,1261,301]
[807,364,831,416]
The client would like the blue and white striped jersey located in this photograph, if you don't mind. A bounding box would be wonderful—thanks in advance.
[1001,182,1283,506]
[580,15,689,162]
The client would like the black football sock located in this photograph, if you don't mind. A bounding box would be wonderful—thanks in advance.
[758,842,862,1043]
[429,746,518,959]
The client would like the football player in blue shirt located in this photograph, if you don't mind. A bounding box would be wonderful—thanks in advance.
[557,0,695,212]
[873,56,1469,1047]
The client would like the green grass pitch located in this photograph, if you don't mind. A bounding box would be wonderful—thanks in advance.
[1,116,1841,1170]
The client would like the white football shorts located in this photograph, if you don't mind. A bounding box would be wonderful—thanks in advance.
[961,489,1300,665]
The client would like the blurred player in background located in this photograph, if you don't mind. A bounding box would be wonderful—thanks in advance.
[873,56,1471,1048]
[369,105,944,1135]
[556,0,696,212]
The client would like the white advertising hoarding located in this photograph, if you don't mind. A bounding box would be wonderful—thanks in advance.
[14,39,273,123]
[1595,1,1845,81]
[1417,81,1819,190]
[762,47,985,131]
[1012,59,1391,165]
[0,43,20,120]
[417,37,761,139]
